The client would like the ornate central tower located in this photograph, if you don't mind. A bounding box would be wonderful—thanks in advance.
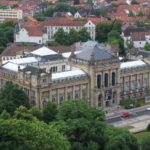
[69,43,120,108]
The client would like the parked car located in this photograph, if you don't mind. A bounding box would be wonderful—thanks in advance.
[121,112,129,118]
[146,107,150,111]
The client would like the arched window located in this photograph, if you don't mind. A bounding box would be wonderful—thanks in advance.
[112,72,116,86]
[97,74,101,88]
[105,73,108,87]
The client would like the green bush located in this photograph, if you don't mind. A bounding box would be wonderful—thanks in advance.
[147,124,150,131]
[120,99,141,109]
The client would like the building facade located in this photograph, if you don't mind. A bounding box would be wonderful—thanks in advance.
[0,44,150,109]
[15,17,103,44]
[0,9,23,23]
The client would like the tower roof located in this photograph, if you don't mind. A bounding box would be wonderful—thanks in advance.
[75,44,115,61]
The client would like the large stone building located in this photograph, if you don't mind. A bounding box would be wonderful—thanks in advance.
[0,43,150,109]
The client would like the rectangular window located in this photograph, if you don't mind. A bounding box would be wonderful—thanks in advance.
[112,72,116,86]
[62,65,65,71]
[50,66,57,73]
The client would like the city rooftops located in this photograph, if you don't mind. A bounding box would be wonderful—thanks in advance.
[31,47,57,56]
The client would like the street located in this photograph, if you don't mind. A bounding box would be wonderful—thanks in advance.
[105,109,150,124]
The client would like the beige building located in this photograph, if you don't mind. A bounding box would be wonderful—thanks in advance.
[0,43,150,109]
[0,9,23,23]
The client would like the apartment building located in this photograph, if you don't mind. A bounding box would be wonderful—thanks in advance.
[0,9,23,23]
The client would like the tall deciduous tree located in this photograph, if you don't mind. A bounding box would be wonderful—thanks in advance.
[104,126,139,150]
[78,27,91,42]
[54,28,69,45]
[96,23,112,43]
[112,20,122,34]
[141,136,150,150]
[42,101,57,123]
[0,81,29,114]
[68,28,80,44]
[55,100,106,150]
[0,118,70,150]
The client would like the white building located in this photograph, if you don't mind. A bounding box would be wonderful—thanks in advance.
[122,28,150,48]
[0,9,23,23]
[15,17,103,44]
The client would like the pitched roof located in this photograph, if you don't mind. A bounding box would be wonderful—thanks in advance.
[42,17,87,26]
[0,44,41,57]
[31,47,57,56]
[123,27,148,36]
[131,32,146,41]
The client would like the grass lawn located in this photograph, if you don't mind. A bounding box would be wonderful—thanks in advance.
[135,131,150,144]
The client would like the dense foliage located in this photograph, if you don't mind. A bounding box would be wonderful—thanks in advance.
[54,28,91,45]
[96,20,124,55]
[0,22,15,54]
[120,99,141,109]
[0,81,29,114]
[144,43,150,51]
[105,126,139,150]
[0,118,70,150]
[141,136,150,150]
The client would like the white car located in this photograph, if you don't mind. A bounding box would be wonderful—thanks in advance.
[146,107,150,110]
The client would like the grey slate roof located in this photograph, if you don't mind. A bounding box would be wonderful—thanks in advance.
[75,44,114,61]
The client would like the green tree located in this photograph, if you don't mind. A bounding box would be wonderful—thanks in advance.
[54,3,69,12]
[54,28,69,45]
[141,136,150,150]
[30,106,43,120]
[144,43,150,51]
[135,21,146,27]
[14,106,35,121]
[0,22,15,53]
[96,23,112,43]
[108,30,124,54]
[0,118,70,150]
[78,27,91,42]
[0,110,11,119]
[0,81,29,114]
[105,126,139,150]
[94,8,108,17]
[112,20,122,33]
[55,100,106,150]
[42,101,58,123]
[68,28,80,44]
